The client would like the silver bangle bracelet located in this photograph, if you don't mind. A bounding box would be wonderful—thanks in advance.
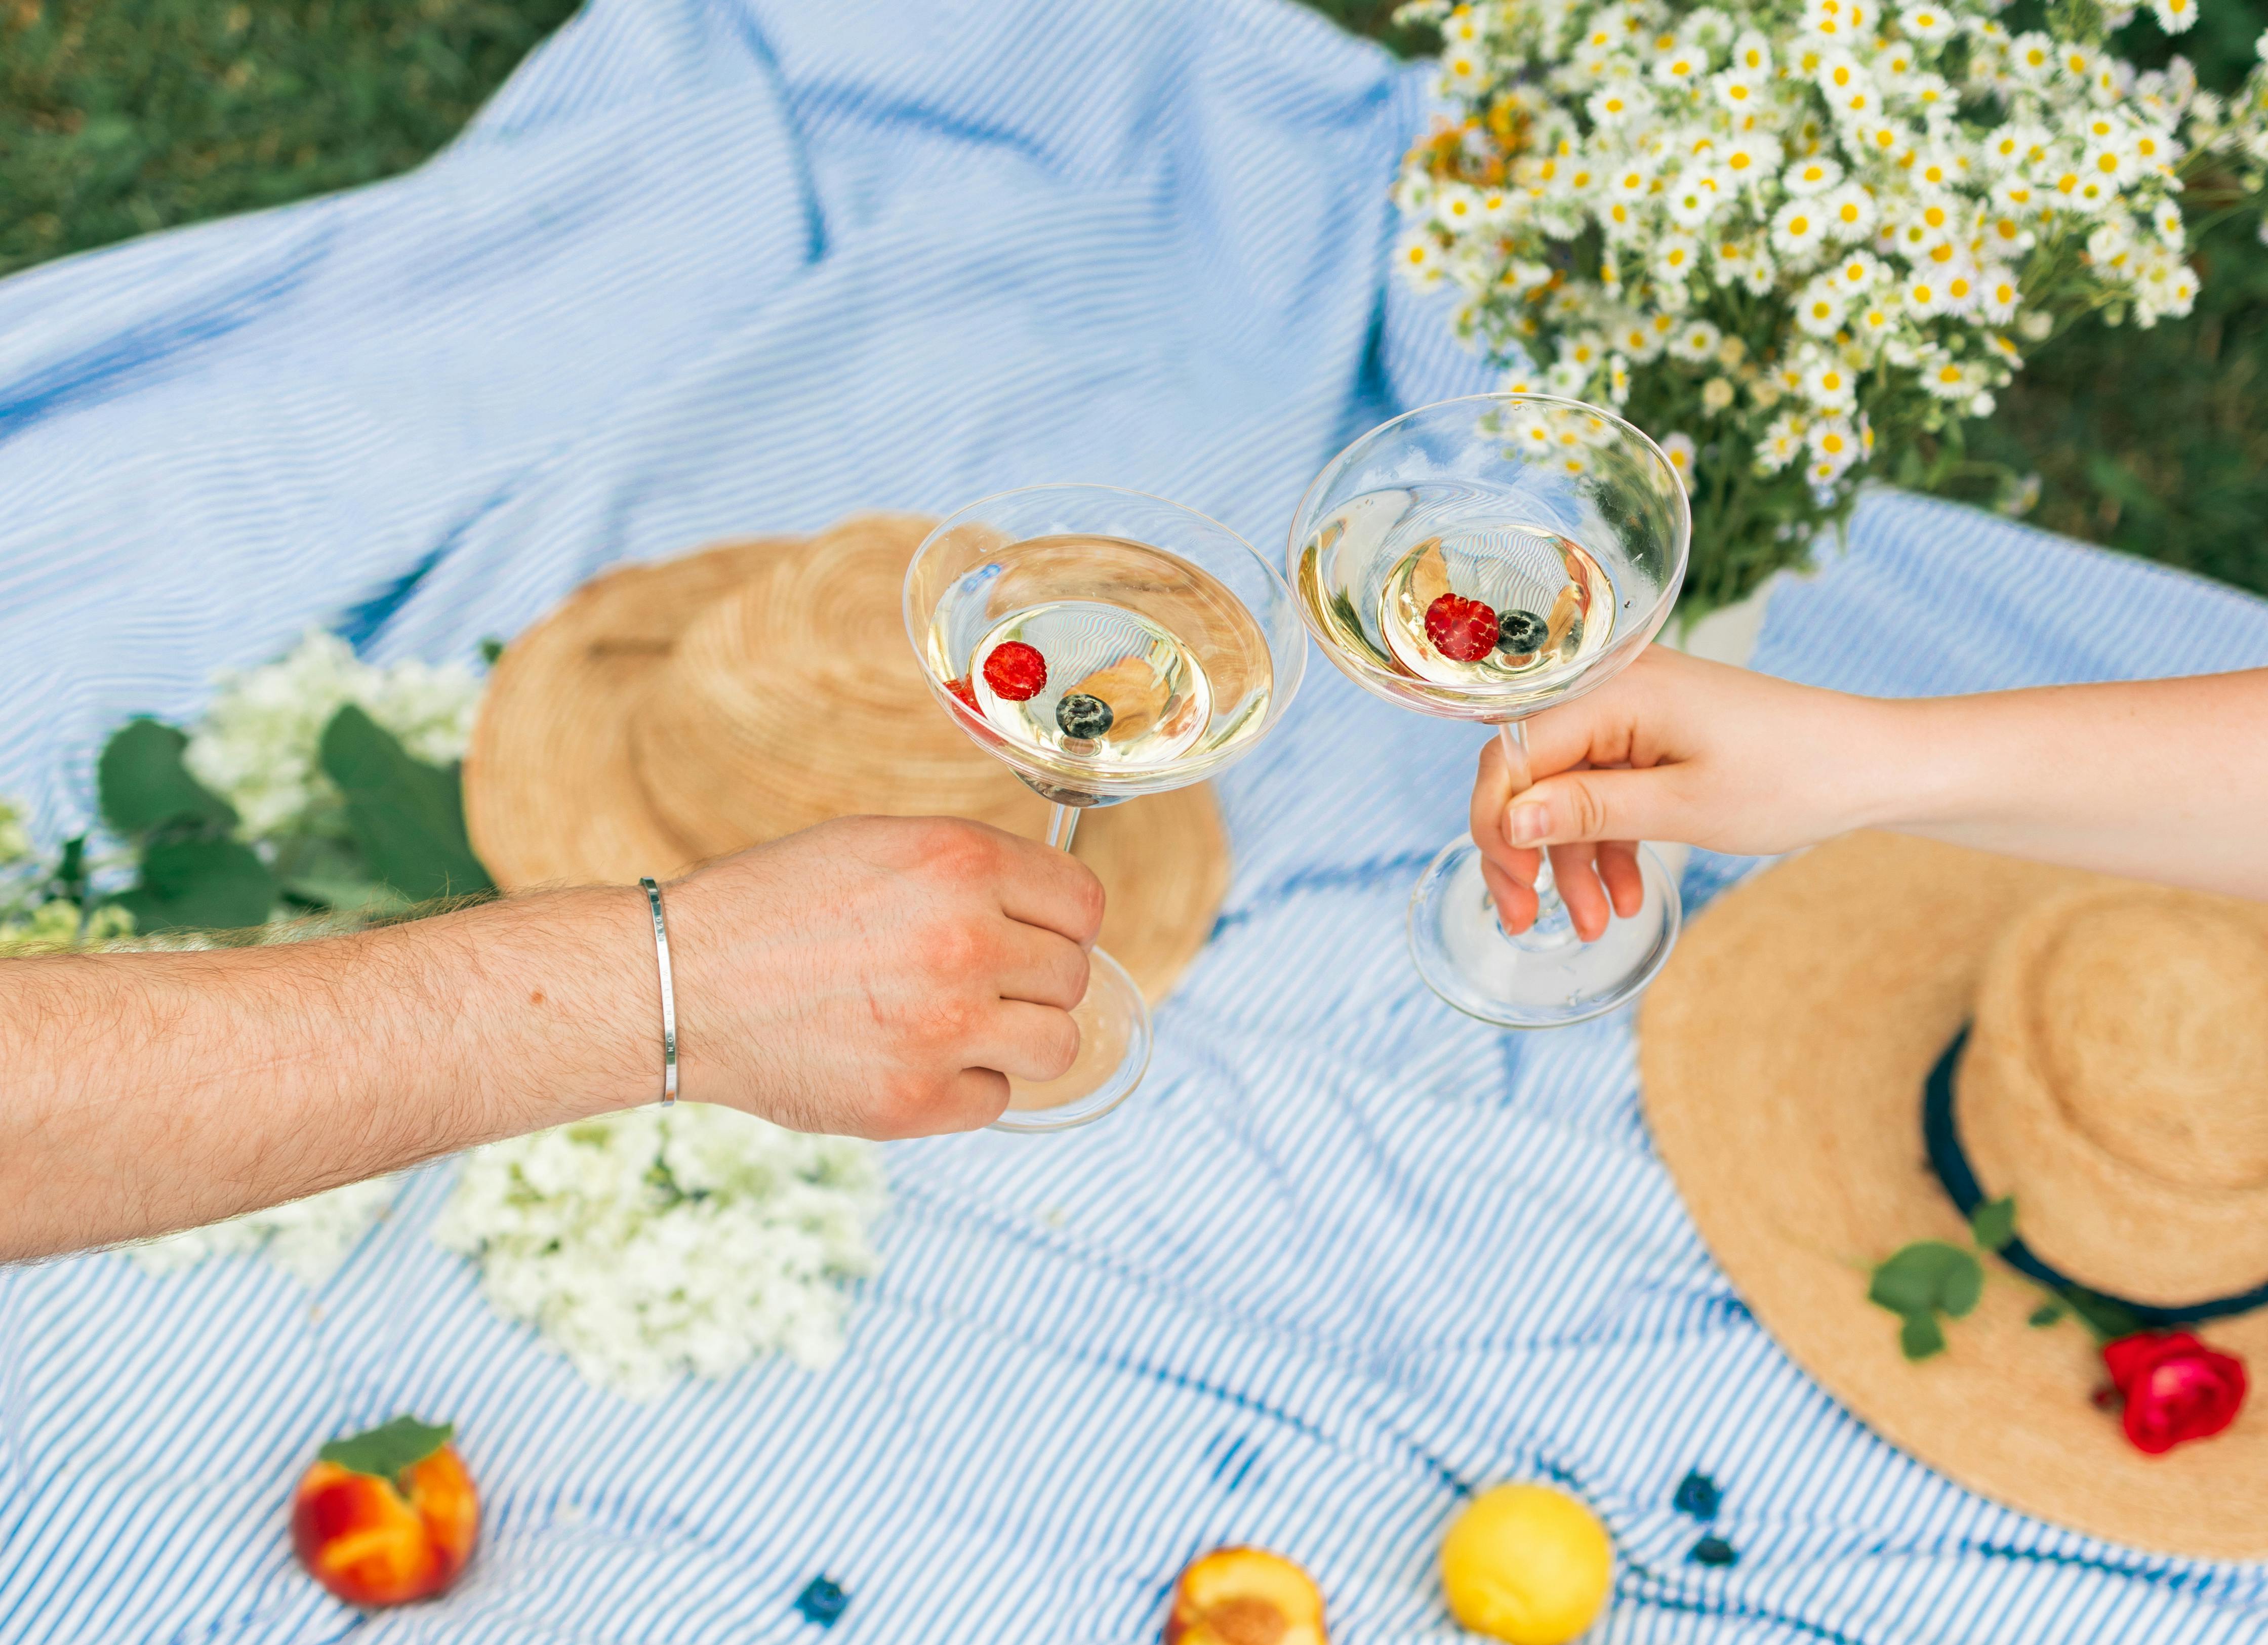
[638,877,679,1107]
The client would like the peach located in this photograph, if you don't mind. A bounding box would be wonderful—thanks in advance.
[291,1416,478,1608]
[1164,1546,1327,1645]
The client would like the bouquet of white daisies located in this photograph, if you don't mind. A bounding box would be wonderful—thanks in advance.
[1394,0,2268,612]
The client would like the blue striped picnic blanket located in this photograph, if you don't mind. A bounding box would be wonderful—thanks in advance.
[3,1,2266,1640]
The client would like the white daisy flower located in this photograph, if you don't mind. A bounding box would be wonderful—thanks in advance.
[1899,1,1957,40]
[1665,171,1726,228]
[1794,279,1849,337]
[1770,197,1829,259]
[1901,272,1949,317]
[1720,132,1784,183]
[1784,154,1843,196]
[1820,184,1878,242]
[1396,234,1446,290]
[1668,317,1723,361]
[1660,431,1698,482]
[1801,354,1859,410]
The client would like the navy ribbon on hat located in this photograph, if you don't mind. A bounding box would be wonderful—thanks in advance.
[1924,1026,2268,1330]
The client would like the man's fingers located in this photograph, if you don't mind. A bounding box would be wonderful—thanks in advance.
[994,925,1090,1011]
[970,1000,1083,1086]
[993,834,1108,946]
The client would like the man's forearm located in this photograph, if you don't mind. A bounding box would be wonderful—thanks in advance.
[1,886,657,1262]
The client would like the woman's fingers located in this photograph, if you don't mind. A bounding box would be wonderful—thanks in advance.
[1480,855,1540,935]
[1597,840,1646,919]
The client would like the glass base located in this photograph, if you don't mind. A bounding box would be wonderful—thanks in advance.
[1407,838,1681,1029]
[990,946,1152,1133]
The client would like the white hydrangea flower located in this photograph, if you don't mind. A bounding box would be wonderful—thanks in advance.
[129,1176,400,1287]
[184,631,482,841]
[432,1104,887,1402]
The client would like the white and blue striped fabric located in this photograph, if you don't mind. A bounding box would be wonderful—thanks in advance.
[2,1,2265,1640]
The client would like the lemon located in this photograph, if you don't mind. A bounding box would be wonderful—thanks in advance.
[1439,1483,1613,1644]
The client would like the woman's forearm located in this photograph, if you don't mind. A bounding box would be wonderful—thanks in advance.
[0,886,654,1263]
[1877,670,2268,899]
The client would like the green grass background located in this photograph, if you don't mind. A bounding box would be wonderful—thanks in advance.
[5,0,2264,598]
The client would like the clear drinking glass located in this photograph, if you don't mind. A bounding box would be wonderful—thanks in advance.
[905,485,1305,1130]
[1288,394,1690,1027]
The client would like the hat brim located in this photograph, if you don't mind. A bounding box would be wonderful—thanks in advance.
[463,534,1228,1004]
[1639,832,2268,1560]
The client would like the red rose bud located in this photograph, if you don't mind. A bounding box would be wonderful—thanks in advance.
[2101,1331,2248,1455]
[982,641,1047,702]
[1424,593,1500,663]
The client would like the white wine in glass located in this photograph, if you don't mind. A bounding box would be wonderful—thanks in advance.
[1291,394,1691,1028]
[907,488,1304,1129]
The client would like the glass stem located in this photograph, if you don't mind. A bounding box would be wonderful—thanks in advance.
[1495,721,1577,949]
[1047,803,1082,853]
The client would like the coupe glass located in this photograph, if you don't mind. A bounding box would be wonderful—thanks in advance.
[1288,394,1690,1027]
[905,485,1305,1130]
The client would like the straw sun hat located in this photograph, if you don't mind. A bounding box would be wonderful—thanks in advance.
[462,514,1229,1003]
[1641,831,2268,1559]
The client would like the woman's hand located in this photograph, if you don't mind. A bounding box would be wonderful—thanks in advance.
[1469,646,1902,938]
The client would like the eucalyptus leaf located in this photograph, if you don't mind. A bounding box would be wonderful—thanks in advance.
[1899,1311,1947,1361]
[98,718,234,835]
[1868,1241,1981,1320]
[283,876,413,916]
[1970,1196,2018,1254]
[317,1415,454,1481]
[318,706,494,903]
[111,837,275,932]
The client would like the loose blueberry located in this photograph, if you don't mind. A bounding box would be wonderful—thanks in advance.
[793,1576,849,1627]
[982,641,1047,702]
[1689,1535,1737,1568]
[1425,593,1500,662]
[1672,1470,1722,1521]
[1496,607,1550,655]
[1056,692,1115,739]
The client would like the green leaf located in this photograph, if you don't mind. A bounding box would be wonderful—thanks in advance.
[1899,1311,1947,1361]
[478,636,505,665]
[2029,1301,2068,1329]
[2062,1287,2145,1343]
[111,837,275,932]
[1969,1196,2018,1254]
[97,718,235,835]
[318,706,494,903]
[1940,1253,1983,1319]
[1868,1242,1982,1320]
[317,1415,454,1480]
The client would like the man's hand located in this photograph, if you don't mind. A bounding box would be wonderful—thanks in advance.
[666,815,1102,1138]
[1,812,1104,1262]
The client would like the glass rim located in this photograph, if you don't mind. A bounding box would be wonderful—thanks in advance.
[1284,391,1692,710]
[902,480,1307,790]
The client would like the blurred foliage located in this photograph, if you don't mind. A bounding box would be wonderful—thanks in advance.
[2,0,2263,597]
[0,0,576,276]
